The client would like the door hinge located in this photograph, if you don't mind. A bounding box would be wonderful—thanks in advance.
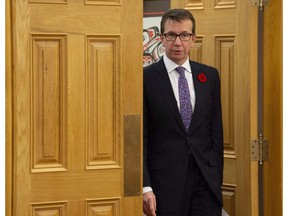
[251,134,269,164]
[252,0,269,10]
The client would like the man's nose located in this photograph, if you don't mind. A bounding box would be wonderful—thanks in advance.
[174,36,182,45]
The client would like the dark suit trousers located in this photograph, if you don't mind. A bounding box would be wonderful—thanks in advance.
[156,156,222,216]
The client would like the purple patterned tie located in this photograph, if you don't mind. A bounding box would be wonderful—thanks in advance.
[175,66,192,131]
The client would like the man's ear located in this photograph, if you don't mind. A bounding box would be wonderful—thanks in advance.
[191,34,196,42]
[160,34,165,43]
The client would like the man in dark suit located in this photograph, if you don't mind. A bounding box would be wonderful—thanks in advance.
[143,9,224,216]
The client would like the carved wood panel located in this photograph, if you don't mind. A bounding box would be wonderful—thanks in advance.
[31,201,67,216]
[215,35,236,156]
[31,34,67,173]
[215,0,236,9]
[86,198,120,216]
[190,35,203,63]
[222,185,236,216]
[185,0,204,10]
[86,35,121,170]
[85,0,121,5]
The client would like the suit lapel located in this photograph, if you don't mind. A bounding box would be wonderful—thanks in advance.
[189,61,205,133]
[152,59,187,132]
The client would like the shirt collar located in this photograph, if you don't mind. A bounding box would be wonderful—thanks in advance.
[163,54,192,74]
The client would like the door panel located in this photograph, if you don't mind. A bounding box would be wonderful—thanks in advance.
[9,0,142,215]
[171,0,258,215]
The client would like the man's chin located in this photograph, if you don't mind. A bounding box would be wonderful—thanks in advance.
[170,55,185,64]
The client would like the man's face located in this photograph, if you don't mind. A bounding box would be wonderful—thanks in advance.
[161,19,196,65]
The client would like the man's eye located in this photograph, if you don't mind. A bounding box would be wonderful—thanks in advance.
[181,33,190,37]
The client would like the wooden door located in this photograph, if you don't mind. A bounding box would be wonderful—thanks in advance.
[171,0,259,215]
[6,0,143,215]
[263,0,282,215]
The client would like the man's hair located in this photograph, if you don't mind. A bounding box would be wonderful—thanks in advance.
[160,9,196,35]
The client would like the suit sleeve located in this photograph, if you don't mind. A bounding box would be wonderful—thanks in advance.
[211,68,224,182]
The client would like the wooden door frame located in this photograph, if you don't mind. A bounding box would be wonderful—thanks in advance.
[263,0,283,215]
[6,0,13,214]
[284,1,288,215]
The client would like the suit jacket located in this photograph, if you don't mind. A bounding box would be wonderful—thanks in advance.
[143,58,224,213]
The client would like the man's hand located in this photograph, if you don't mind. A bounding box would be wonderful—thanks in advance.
[143,191,157,216]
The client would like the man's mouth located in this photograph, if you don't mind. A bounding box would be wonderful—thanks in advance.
[173,50,182,54]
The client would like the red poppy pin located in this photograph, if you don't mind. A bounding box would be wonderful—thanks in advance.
[198,73,207,83]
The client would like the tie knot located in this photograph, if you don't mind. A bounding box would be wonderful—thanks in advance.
[175,66,186,76]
